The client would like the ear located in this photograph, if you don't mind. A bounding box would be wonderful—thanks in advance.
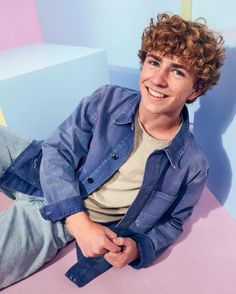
[187,85,205,103]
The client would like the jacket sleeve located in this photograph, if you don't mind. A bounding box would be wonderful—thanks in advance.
[130,163,208,269]
[39,86,105,221]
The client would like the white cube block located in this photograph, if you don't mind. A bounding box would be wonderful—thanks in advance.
[0,43,109,139]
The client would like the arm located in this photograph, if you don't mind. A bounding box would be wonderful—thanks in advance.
[39,86,104,221]
[39,86,122,256]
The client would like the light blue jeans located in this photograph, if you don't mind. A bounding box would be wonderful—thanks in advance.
[0,126,74,289]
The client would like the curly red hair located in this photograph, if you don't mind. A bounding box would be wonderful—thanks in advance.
[138,13,225,100]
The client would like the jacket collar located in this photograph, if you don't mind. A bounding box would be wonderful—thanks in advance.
[164,106,191,169]
[114,94,191,169]
[113,94,140,125]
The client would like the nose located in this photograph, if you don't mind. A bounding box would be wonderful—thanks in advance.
[151,68,168,88]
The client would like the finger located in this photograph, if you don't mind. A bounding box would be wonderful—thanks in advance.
[105,251,121,258]
[104,253,116,266]
[104,238,122,253]
[93,248,108,256]
[104,252,126,268]
[104,252,122,265]
[104,227,117,240]
[112,237,126,246]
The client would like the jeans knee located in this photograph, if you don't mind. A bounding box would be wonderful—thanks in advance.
[0,126,30,176]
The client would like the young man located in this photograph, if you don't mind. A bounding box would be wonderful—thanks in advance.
[0,13,225,288]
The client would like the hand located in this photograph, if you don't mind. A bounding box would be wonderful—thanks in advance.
[65,212,121,257]
[104,237,140,268]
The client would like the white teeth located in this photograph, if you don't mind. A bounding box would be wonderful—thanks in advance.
[148,88,165,98]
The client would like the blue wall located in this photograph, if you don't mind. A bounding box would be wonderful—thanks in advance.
[35,0,181,68]
[35,0,181,89]
[191,0,236,219]
[192,0,236,30]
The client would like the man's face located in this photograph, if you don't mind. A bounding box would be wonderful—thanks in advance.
[139,51,198,118]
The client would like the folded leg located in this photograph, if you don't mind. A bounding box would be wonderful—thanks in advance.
[0,126,31,199]
[0,193,74,289]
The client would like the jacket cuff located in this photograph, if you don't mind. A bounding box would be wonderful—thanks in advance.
[39,196,86,221]
[129,233,155,269]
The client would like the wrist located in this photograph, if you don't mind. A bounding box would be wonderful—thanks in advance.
[65,211,92,234]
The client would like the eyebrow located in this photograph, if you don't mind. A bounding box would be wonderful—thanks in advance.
[147,53,189,72]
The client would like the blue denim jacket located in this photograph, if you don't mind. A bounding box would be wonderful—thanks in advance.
[0,85,208,283]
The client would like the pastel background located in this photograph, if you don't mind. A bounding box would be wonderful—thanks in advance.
[0,1,236,293]
[0,0,42,50]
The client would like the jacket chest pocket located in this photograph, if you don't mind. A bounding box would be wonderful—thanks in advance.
[130,191,177,233]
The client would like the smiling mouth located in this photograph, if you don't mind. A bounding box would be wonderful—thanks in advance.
[147,87,168,98]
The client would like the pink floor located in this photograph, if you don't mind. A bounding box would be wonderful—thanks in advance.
[1,188,236,294]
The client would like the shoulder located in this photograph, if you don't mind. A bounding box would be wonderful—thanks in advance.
[85,84,140,116]
[80,84,139,108]
[74,84,139,126]
[102,84,139,103]
[103,84,139,95]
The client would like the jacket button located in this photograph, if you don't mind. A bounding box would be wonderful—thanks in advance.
[87,177,94,184]
[112,153,119,160]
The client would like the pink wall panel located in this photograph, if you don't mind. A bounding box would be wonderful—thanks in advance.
[0,0,42,50]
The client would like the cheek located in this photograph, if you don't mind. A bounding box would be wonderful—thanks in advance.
[139,65,152,83]
[139,71,146,83]
[172,83,194,99]
[183,86,195,99]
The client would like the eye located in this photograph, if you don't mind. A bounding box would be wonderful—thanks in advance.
[172,69,185,77]
[147,58,160,67]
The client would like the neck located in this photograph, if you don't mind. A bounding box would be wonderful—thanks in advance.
[138,109,182,141]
